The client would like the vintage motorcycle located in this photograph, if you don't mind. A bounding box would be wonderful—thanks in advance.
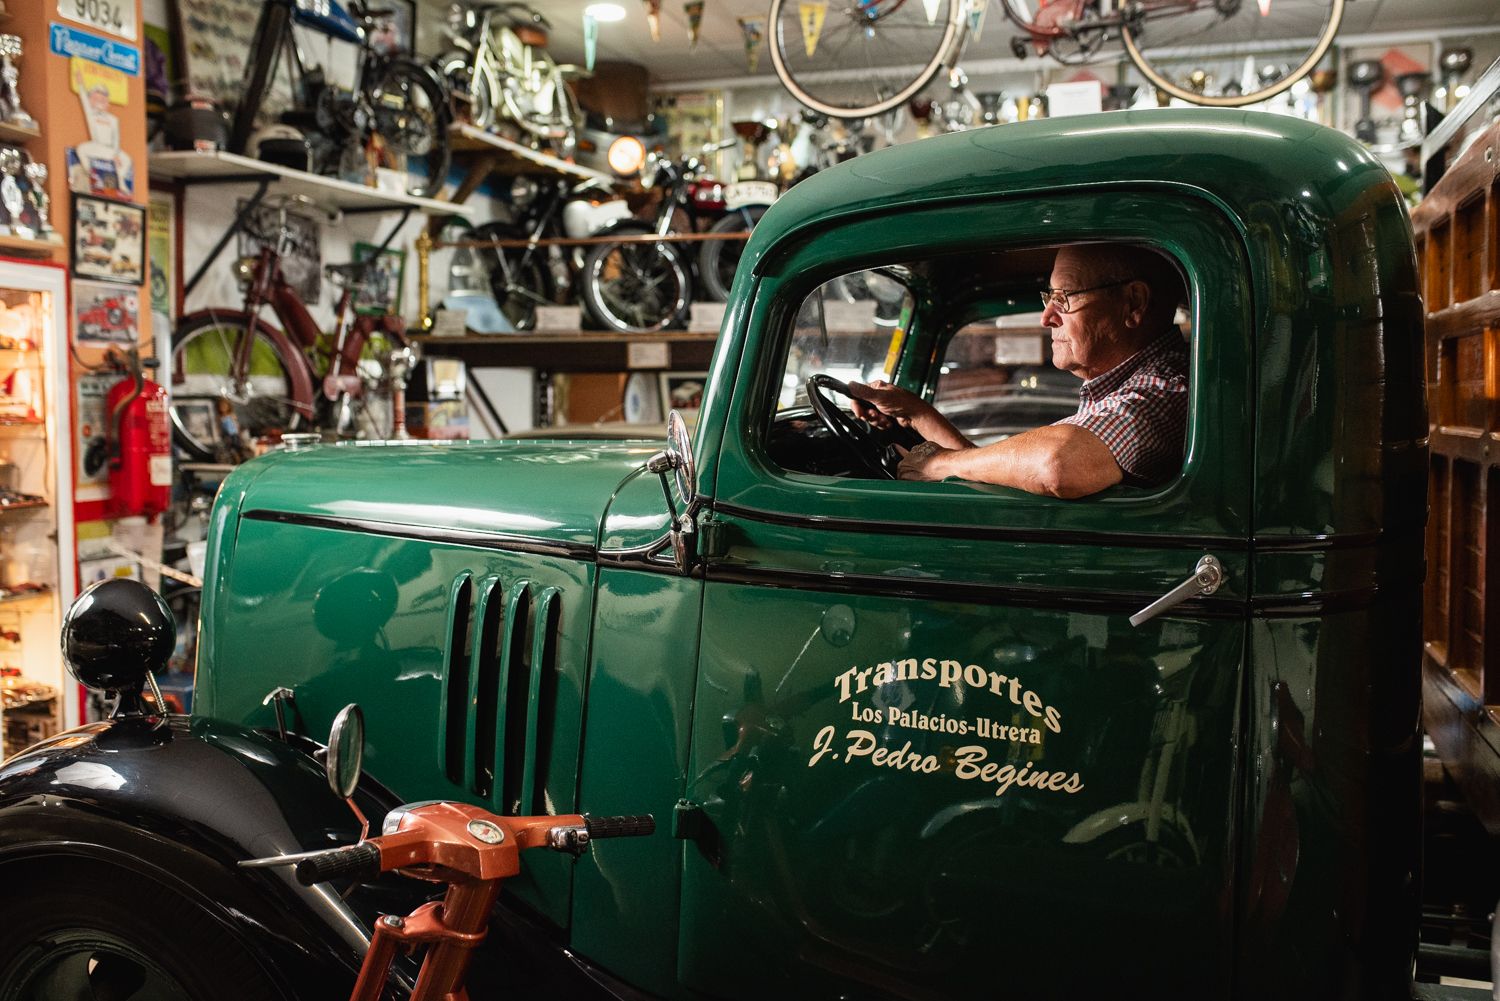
[579,141,779,332]
[471,173,635,331]
[241,703,655,1001]
[433,2,580,155]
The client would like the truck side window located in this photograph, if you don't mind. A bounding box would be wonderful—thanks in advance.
[768,243,1192,492]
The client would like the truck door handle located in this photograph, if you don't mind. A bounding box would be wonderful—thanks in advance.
[1129,555,1224,627]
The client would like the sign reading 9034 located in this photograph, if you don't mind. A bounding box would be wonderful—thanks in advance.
[56,0,137,42]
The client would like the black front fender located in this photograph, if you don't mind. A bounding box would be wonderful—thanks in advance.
[0,715,413,1000]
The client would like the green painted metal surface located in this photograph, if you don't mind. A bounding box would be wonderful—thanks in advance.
[184,110,1424,1000]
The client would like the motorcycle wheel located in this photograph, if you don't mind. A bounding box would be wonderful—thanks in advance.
[472,222,551,331]
[0,862,284,1001]
[472,69,497,133]
[580,236,692,334]
[369,59,451,199]
[169,311,308,462]
[699,205,767,302]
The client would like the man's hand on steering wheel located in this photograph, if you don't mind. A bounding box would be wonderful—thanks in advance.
[805,374,924,478]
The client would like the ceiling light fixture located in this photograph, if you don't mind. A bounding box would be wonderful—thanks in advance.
[584,3,627,21]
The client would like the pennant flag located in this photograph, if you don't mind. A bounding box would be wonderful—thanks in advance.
[583,12,598,71]
[684,0,704,46]
[799,2,827,58]
[922,0,941,24]
[644,0,661,40]
[966,0,989,41]
[739,16,765,71]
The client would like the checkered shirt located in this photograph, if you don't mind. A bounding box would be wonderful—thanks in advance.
[1055,329,1188,486]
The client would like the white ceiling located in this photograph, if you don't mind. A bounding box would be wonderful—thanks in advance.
[420,0,1500,86]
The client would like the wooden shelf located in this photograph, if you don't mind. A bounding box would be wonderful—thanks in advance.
[413,332,716,372]
[449,124,613,182]
[0,500,46,515]
[0,121,38,144]
[148,150,474,217]
[0,234,60,259]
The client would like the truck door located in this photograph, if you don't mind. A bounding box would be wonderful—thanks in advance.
[683,196,1253,998]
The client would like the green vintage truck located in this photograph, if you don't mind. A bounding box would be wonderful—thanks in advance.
[0,109,1448,1000]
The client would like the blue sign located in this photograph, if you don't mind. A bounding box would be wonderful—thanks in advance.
[48,23,140,76]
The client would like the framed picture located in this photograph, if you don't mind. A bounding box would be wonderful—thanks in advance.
[71,195,145,286]
[352,242,406,316]
[658,371,709,417]
[72,281,139,345]
[368,0,416,57]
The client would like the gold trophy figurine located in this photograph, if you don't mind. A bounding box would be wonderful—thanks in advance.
[0,36,36,131]
[23,162,53,239]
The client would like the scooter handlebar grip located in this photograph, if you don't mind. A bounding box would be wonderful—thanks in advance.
[294,841,382,886]
[584,814,656,839]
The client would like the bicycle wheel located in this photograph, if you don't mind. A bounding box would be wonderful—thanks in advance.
[472,221,550,331]
[169,311,310,462]
[769,0,961,120]
[1121,0,1343,107]
[370,59,451,199]
[699,205,767,302]
[580,238,692,335]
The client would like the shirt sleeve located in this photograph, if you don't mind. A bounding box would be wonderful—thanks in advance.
[1055,377,1188,485]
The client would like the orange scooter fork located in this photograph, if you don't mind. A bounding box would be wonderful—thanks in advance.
[344,804,588,1001]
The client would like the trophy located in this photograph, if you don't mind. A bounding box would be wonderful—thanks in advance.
[730,119,772,181]
[1396,72,1431,146]
[22,161,51,239]
[976,92,1005,126]
[0,36,35,131]
[0,149,24,238]
[1347,59,1384,144]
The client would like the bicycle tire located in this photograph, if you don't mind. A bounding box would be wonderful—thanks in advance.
[370,59,451,199]
[769,0,960,120]
[580,237,692,335]
[169,311,312,462]
[1121,0,1343,107]
[699,205,767,303]
[472,221,551,331]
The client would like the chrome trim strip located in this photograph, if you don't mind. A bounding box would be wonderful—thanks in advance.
[242,509,597,560]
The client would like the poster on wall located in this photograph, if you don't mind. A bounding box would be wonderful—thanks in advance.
[64,59,136,199]
[73,280,138,345]
[74,372,113,502]
[173,0,290,126]
[147,191,173,318]
[71,194,145,285]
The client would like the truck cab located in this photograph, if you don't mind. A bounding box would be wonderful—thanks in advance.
[0,110,1429,1001]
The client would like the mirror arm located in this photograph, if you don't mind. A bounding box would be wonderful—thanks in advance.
[646,449,697,573]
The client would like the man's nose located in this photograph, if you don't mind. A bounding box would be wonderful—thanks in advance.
[1041,302,1062,327]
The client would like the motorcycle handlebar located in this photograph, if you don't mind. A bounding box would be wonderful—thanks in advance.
[294,841,382,886]
[585,814,656,839]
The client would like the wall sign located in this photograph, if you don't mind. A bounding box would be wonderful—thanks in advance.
[47,23,139,76]
[56,0,138,43]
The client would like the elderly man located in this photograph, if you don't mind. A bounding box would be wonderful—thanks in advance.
[849,244,1188,499]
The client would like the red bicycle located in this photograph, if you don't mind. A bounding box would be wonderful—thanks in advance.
[168,195,418,462]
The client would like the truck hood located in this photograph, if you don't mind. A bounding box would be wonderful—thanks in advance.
[233,439,661,551]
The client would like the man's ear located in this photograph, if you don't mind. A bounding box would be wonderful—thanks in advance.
[1124,280,1150,327]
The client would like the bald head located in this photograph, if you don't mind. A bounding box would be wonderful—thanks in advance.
[1043,244,1186,380]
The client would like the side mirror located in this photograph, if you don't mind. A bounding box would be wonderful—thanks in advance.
[325,704,370,840]
[645,409,699,571]
[61,578,176,718]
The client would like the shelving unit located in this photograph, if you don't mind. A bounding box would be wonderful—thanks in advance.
[450,124,612,182]
[149,149,474,217]
[414,332,717,373]
[0,235,60,259]
[0,122,39,145]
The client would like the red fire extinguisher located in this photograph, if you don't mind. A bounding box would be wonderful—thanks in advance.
[105,355,171,521]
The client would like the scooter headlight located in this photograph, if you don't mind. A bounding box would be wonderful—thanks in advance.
[607,135,646,176]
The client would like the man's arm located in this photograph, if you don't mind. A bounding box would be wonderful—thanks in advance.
[900,424,1123,498]
[846,380,971,450]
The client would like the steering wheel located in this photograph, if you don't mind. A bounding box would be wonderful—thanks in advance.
[805,374,924,479]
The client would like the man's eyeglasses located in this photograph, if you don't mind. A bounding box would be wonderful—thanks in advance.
[1039,279,1133,314]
